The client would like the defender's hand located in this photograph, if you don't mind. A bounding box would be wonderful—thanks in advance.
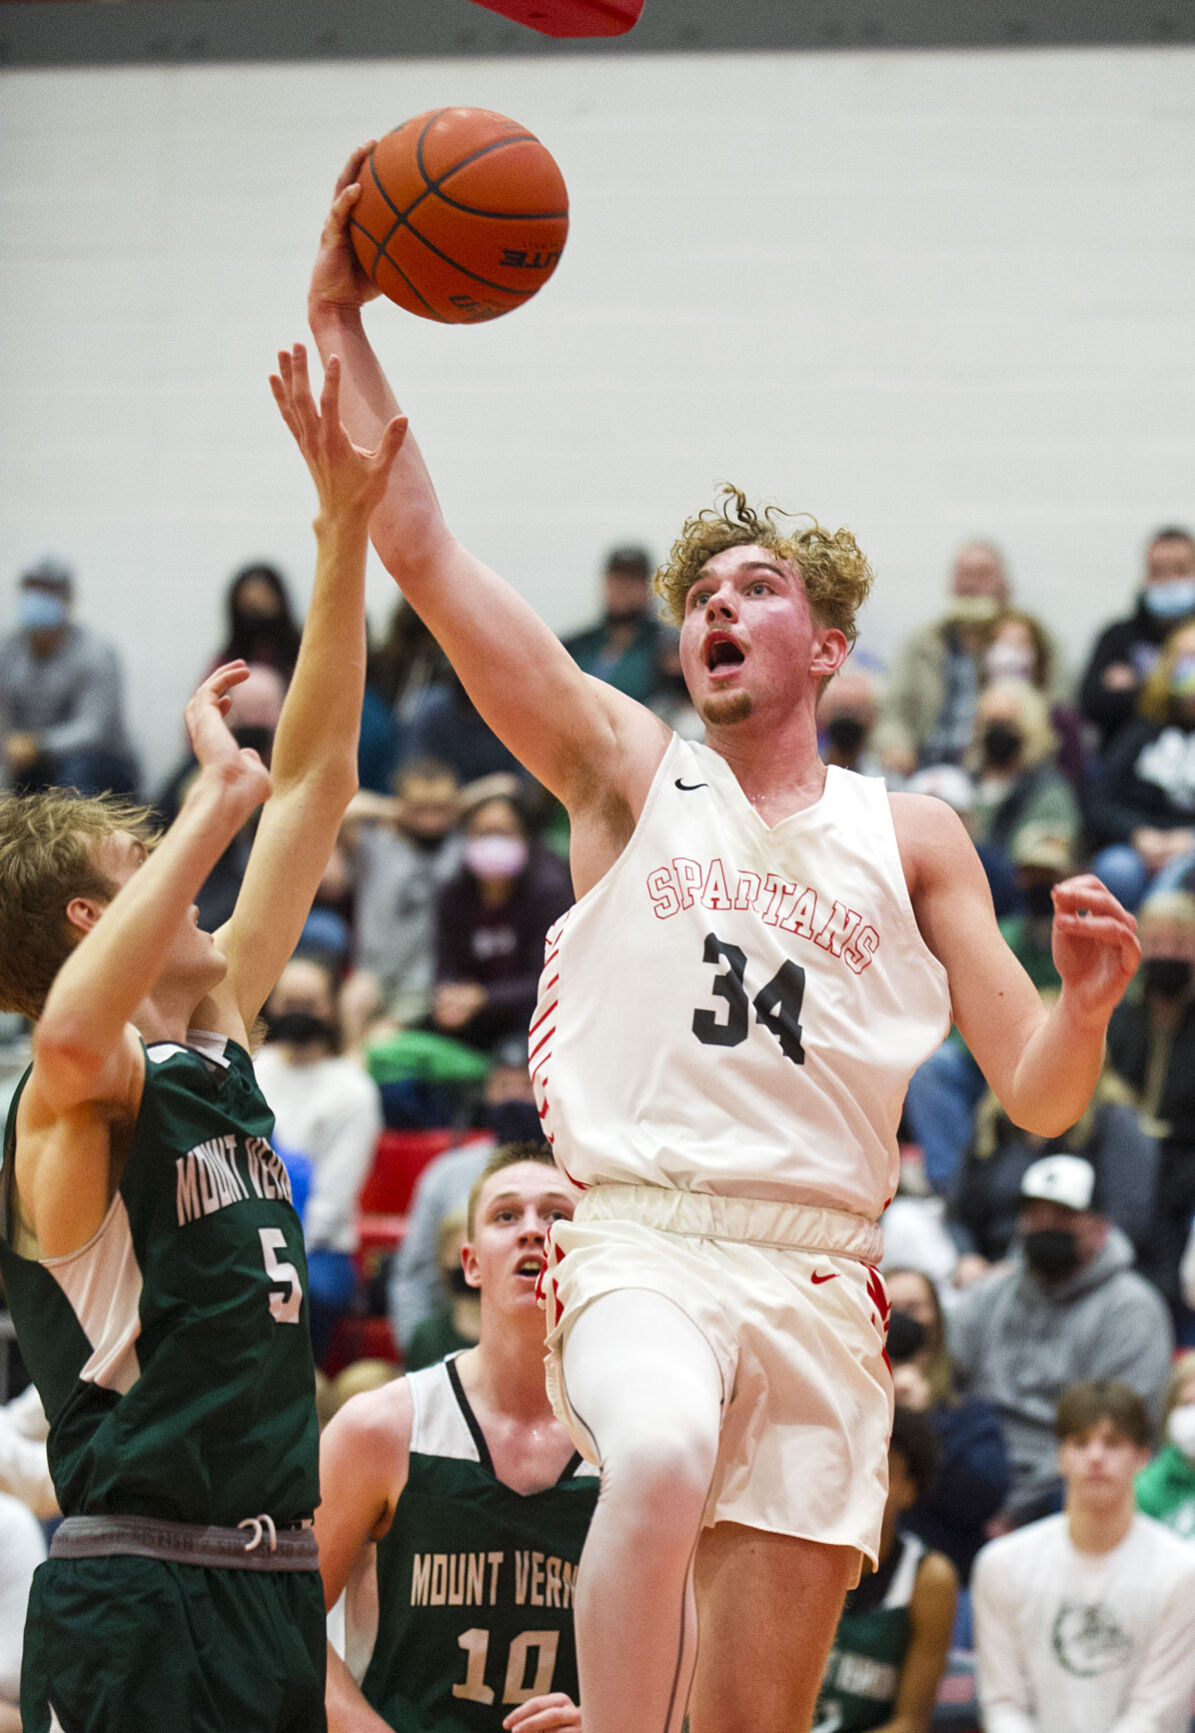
[503,1693,583,1732]
[308,143,382,316]
[270,343,406,523]
[184,661,273,815]
[1051,874,1140,1023]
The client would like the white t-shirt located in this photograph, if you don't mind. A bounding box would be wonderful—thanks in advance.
[253,1049,382,1254]
[0,1490,46,1702]
[973,1511,1195,1733]
[532,737,951,1218]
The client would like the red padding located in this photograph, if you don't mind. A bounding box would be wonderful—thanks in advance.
[467,0,644,36]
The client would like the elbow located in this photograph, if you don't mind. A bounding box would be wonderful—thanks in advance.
[33,1017,109,1095]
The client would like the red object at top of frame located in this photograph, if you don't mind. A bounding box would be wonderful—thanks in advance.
[467,0,644,36]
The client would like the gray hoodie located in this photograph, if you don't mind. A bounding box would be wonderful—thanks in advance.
[947,1226,1173,1522]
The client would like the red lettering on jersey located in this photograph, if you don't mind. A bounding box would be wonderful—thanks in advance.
[646,867,681,920]
[813,899,864,958]
[702,857,733,909]
[672,857,703,910]
[778,886,819,940]
[759,872,796,926]
[844,924,880,974]
[734,870,761,911]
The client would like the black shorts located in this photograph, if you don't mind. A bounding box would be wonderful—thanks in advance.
[21,1554,326,1733]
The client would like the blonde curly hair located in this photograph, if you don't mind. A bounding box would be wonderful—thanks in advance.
[652,485,875,643]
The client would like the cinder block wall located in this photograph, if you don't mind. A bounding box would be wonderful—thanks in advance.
[1,47,1192,785]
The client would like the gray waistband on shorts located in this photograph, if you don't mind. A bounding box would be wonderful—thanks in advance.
[50,1514,319,1573]
[575,1183,884,1264]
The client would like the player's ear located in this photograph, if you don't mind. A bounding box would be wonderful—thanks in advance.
[460,1243,482,1291]
[65,895,107,937]
[810,626,850,682]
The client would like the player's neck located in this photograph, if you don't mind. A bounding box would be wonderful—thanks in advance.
[131,984,200,1047]
[1066,1495,1135,1556]
[467,1313,558,1424]
[709,712,828,822]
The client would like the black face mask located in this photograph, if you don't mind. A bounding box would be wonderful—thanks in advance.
[1143,957,1194,1001]
[266,1011,336,1048]
[232,725,274,762]
[827,715,867,755]
[982,722,1023,768]
[483,1101,544,1146]
[1023,1228,1082,1283]
[405,829,450,855]
[1022,883,1057,920]
[885,1310,928,1365]
[447,1266,475,1297]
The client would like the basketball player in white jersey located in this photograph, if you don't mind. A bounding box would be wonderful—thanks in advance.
[307,147,1139,1733]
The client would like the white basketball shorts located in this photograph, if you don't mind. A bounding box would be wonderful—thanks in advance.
[540,1184,893,1566]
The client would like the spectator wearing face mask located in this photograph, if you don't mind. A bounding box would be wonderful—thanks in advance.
[563,543,666,704]
[432,789,573,1053]
[206,561,303,681]
[817,665,886,780]
[255,956,384,1365]
[1136,1353,1195,1540]
[0,557,139,798]
[1106,890,1195,1337]
[982,608,1085,792]
[874,539,1010,777]
[339,757,463,1042]
[1079,526,1195,757]
[1087,621,1195,910]
[967,681,1081,915]
[947,1154,1173,1528]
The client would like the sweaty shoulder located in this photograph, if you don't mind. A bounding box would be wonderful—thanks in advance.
[888,791,976,887]
[334,1377,414,1467]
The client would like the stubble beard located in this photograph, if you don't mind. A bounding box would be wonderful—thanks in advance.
[699,690,753,727]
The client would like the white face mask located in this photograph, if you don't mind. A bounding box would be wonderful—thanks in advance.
[984,641,1036,683]
[464,833,528,881]
[1166,1402,1195,1460]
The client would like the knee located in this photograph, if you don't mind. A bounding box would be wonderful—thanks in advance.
[599,1413,719,1536]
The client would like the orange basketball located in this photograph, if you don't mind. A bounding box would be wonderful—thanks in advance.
[350,108,569,324]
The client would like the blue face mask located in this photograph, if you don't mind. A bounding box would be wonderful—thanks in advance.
[18,589,69,630]
[1145,579,1195,620]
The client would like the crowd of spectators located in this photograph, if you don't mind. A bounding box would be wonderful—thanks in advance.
[9,523,1195,1726]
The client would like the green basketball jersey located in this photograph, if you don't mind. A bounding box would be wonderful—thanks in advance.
[814,1532,925,1733]
[0,1032,319,1526]
[353,1355,598,1732]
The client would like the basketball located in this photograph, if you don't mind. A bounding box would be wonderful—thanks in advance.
[349,107,569,324]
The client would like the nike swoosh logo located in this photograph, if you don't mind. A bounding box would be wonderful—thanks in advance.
[675,779,708,792]
[810,1271,839,1285]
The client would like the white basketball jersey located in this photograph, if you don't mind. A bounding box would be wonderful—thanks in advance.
[531,737,951,1222]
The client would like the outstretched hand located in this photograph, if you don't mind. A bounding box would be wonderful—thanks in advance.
[308,142,381,316]
[1051,873,1140,1023]
[183,661,273,816]
[270,342,406,522]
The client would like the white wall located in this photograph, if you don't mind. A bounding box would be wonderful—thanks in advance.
[1,46,1193,787]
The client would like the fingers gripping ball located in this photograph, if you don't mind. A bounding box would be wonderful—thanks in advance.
[350,108,569,323]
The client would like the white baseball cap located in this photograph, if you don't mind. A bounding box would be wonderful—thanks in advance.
[1020,1154,1096,1213]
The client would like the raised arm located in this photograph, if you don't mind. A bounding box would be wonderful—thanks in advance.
[306,147,668,816]
[212,345,406,1031]
[894,794,1139,1136]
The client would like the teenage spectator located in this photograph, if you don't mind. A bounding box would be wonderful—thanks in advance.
[815,1407,958,1733]
[432,788,572,1053]
[0,558,138,798]
[403,1211,480,1372]
[563,542,665,703]
[340,758,463,1040]
[1106,889,1195,1337]
[0,1489,45,1733]
[1078,525,1195,756]
[968,681,1081,913]
[948,1154,1173,1527]
[1136,1352,1195,1540]
[255,956,383,1365]
[885,1268,1011,1583]
[875,540,1009,775]
[207,561,302,679]
[818,665,886,779]
[950,1067,1160,1273]
[973,1379,1195,1733]
[1087,619,1195,909]
[982,608,1084,791]
[387,1046,543,1351]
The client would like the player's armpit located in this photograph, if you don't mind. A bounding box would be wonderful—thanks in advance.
[315,1379,414,1610]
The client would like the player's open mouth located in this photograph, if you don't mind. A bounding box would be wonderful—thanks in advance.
[705,633,745,671]
[516,1257,543,1278]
